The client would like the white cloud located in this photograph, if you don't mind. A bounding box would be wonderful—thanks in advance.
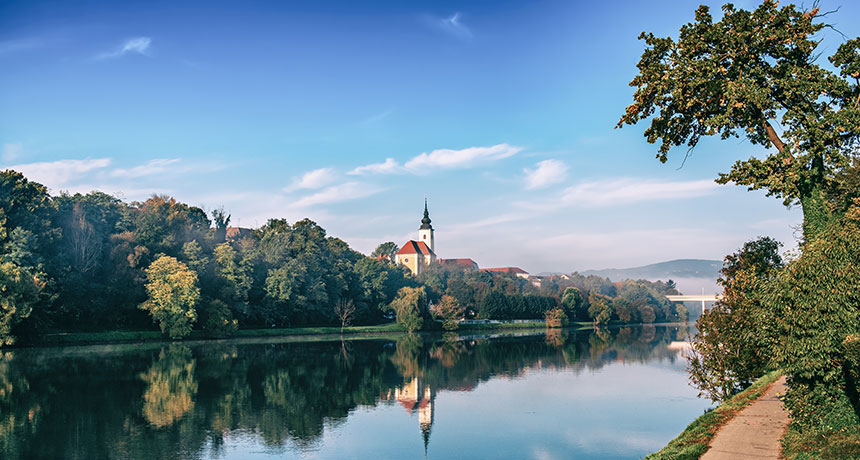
[96,37,151,60]
[348,158,402,175]
[524,159,568,190]
[2,143,23,162]
[404,143,522,171]
[7,158,112,189]
[285,168,337,191]
[559,178,720,207]
[428,12,472,39]
[110,158,180,178]
[291,182,384,208]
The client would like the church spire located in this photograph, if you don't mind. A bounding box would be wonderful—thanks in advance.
[420,198,432,230]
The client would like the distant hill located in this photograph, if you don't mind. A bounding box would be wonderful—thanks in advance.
[580,259,722,282]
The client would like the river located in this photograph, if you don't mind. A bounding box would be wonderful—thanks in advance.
[0,325,709,459]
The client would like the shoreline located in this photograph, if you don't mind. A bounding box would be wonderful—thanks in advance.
[13,320,689,348]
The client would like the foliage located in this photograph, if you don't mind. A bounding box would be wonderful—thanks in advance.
[199,299,238,337]
[587,291,612,326]
[687,237,783,401]
[645,371,783,460]
[371,242,399,262]
[390,287,427,333]
[140,256,200,339]
[561,287,585,320]
[0,262,42,345]
[544,307,568,328]
[618,1,860,240]
[430,295,464,331]
[765,203,860,429]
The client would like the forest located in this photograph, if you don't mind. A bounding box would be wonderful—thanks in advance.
[0,169,685,345]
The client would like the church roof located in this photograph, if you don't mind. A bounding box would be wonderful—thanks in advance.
[396,240,436,257]
[420,199,432,230]
[480,267,528,275]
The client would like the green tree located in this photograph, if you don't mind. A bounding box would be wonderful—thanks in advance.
[390,286,427,333]
[587,291,612,327]
[687,237,783,401]
[544,307,568,328]
[766,204,860,424]
[371,242,399,262]
[0,262,43,345]
[140,256,200,338]
[561,287,585,320]
[431,295,464,331]
[618,1,860,240]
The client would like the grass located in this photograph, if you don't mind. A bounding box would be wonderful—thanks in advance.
[781,393,860,460]
[28,321,556,346]
[644,370,783,460]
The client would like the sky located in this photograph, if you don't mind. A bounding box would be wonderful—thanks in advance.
[2,0,858,274]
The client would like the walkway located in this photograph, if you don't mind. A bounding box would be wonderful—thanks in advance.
[701,376,790,460]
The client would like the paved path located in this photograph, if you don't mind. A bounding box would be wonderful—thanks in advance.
[701,376,790,460]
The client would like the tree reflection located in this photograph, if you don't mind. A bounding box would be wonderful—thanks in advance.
[139,344,198,428]
[0,325,691,458]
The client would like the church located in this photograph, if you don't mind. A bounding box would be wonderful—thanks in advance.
[394,200,479,276]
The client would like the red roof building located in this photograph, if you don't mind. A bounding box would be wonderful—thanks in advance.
[438,258,479,271]
[480,267,530,279]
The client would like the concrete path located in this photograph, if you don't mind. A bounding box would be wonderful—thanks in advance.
[701,376,790,460]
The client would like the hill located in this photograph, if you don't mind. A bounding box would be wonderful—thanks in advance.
[581,259,722,282]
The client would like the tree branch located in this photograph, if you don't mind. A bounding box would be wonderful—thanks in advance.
[763,120,788,155]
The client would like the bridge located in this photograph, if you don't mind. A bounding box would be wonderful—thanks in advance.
[665,294,721,311]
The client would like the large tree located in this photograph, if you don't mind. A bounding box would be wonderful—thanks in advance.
[618,1,860,240]
[140,255,200,338]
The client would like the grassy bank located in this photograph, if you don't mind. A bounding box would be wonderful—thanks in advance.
[781,396,860,460]
[27,320,563,346]
[645,370,783,460]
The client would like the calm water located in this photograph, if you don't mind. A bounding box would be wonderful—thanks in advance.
[0,325,709,460]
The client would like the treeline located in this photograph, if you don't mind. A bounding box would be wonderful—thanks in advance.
[417,264,686,325]
[0,169,684,344]
[0,170,415,343]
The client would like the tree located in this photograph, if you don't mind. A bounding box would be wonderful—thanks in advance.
[587,291,612,327]
[0,261,43,345]
[211,207,231,244]
[618,2,860,240]
[561,287,585,320]
[371,242,399,262]
[544,307,568,328]
[390,286,427,333]
[687,237,783,401]
[140,256,200,338]
[334,298,356,333]
[431,295,464,331]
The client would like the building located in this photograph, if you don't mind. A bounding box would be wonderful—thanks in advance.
[438,258,479,271]
[479,267,530,279]
[395,200,437,276]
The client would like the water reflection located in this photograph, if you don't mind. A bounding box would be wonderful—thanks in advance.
[0,325,697,459]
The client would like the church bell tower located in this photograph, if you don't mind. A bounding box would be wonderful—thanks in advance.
[418,198,434,253]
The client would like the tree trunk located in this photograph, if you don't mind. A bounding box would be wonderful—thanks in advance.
[800,186,832,242]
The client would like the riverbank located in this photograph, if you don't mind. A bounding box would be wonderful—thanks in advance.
[19,319,562,347]
[645,370,783,460]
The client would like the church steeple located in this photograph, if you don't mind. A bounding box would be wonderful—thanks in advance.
[418,198,435,253]
[420,198,432,230]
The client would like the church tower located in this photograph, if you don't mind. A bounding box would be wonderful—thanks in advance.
[418,199,434,253]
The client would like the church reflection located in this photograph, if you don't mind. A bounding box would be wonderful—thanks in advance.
[383,376,436,451]
[0,325,691,459]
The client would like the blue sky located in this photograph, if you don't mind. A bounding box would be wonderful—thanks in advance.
[2,0,857,273]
